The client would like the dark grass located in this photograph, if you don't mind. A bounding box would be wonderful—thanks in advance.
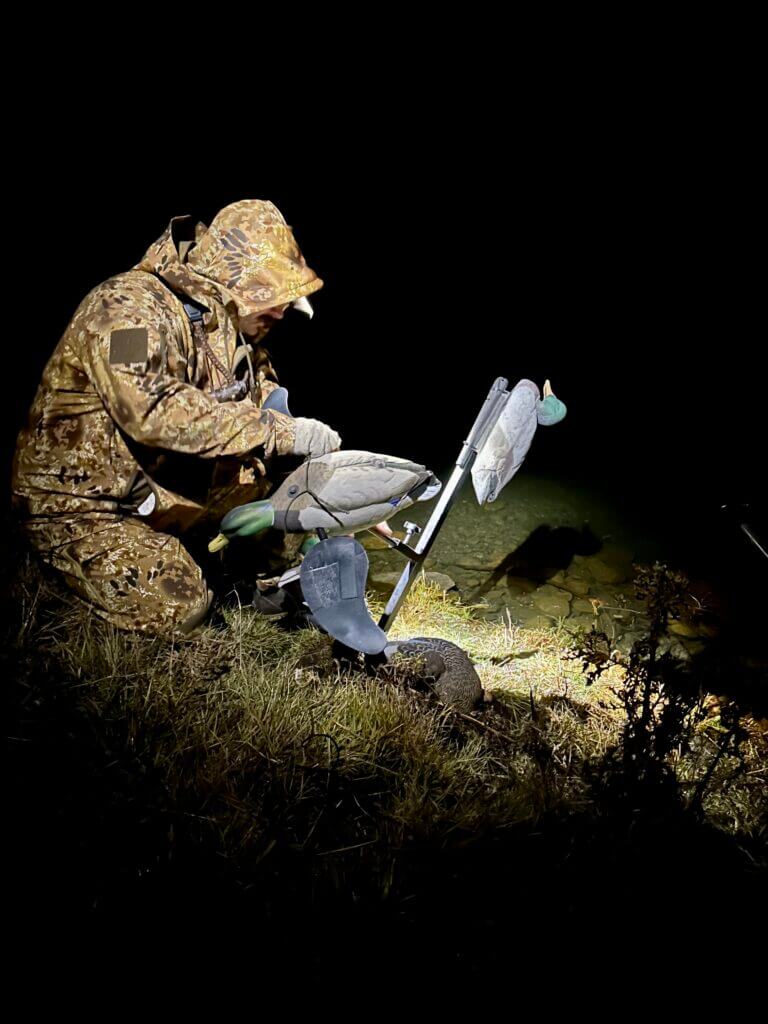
[3,549,766,978]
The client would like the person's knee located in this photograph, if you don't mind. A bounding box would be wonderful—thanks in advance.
[34,519,217,637]
[151,555,214,635]
[100,578,214,636]
[175,585,215,636]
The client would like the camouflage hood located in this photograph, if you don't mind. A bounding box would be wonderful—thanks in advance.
[135,199,324,323]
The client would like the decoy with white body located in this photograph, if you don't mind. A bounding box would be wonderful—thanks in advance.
[471,378,567,505]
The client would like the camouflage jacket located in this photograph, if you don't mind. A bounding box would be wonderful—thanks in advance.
[11,200,323,535]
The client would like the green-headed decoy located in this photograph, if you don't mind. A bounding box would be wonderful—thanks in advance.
[471,378,567,505]
[209,449,441,553]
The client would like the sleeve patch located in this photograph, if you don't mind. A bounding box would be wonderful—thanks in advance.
[109,327,149,365]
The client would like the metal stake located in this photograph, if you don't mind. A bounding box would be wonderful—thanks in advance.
[377,377,510,634]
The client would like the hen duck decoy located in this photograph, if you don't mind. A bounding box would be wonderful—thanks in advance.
[384,637,484,712]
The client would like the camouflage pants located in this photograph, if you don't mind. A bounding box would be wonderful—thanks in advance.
[23,516,214,635]
[22,515,307,636]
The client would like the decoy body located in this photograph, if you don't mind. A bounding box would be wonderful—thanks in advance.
[210,450,441,551]
[384,637,484,712]
[471,379,567,505]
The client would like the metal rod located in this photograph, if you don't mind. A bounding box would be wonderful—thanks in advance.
[377,377,510,634]
[740,522,768,561]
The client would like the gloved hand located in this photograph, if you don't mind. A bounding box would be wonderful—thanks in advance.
[271,411,341,457]
[293,417,342,456]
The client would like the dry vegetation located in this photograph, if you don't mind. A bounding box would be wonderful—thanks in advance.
[4,555,766,966]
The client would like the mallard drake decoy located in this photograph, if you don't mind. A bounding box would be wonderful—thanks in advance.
[209,449,441,552]
[471,378,567,505]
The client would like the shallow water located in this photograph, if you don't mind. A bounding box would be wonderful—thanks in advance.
[366,466,763,661]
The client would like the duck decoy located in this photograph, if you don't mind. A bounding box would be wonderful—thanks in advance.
[384,637,484,712]
[209,449,441,552]
[208,448,442,655]
[471,378,567,506]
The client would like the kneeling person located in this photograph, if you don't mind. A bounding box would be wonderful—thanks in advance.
[11,199,340,635]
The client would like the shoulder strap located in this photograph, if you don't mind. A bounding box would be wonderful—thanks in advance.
[180,299,247,403]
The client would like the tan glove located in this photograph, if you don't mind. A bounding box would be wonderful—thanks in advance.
[270,411,341,458]
[291,417,342,457]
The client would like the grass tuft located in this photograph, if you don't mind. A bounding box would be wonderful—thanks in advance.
[4,557,766,938]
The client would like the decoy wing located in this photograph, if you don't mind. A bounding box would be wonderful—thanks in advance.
[309,451,434,512]
[471,380,540,505]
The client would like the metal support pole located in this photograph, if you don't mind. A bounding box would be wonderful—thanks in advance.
[377,377,510,634]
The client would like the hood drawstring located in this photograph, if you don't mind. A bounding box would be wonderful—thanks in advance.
[183,301,247,403]
[240,332,259,404]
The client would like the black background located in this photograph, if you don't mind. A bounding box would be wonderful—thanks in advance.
[4,47,764,589]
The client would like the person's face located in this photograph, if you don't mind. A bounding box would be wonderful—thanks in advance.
[238,303,290,339]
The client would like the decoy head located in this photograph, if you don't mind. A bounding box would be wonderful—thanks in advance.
[208,500,276,552]
[537,379,567,426]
